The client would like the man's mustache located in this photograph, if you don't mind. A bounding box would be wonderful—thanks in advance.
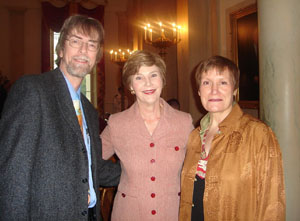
[72,56,90,63]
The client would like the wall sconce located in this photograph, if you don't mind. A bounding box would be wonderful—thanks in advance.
[109,48,134,66]
[109,48,134,111]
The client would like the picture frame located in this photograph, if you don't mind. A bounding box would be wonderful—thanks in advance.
[230,4,259,109]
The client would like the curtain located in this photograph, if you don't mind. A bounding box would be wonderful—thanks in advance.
[41,1,105,114]
[77,5,105,114]
[41,2,68,72]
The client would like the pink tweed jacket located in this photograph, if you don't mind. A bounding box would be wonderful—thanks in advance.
[101,99,194,221]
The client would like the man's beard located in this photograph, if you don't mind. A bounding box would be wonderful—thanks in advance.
[66,56,93,78]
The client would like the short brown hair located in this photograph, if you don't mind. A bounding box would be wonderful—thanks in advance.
[195,55,240,90]
[122,50,166,90]
[55,14,104,66]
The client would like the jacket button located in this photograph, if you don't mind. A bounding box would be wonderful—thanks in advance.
[81,210,87,216]
[151,193,156,198]
[121,193,126,198]
[151,210,156,215]
[174,146,179,151]
[150,176,156,181]
[82,178,88,183]
[81,148,86,153]
[150,159,155,163]
[150,143,155,148]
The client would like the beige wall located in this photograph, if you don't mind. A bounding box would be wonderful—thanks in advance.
[103,0,128,114]
[0,0,41,82]
[177,0,212,125]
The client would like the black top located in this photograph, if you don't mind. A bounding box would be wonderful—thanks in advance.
[191,175,205,221]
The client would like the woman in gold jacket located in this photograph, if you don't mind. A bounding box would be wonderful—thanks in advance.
[179,55,285,221]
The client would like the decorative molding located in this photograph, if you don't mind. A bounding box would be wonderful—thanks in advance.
[6,7,27,12]
[230,3,259,109]
[40,0,107,8]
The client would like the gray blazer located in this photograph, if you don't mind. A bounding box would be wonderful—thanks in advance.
[0,68,120,221]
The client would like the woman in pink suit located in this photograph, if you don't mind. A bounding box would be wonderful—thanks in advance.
[101,50,194,220]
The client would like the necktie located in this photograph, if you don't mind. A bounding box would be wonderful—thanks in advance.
[73,100,90,204]
[73,100,83,134]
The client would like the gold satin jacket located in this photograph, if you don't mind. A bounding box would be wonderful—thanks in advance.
[179,104,285,221]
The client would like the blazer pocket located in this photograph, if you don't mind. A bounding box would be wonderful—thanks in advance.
[165,144,186,163]
[117,184,138,197]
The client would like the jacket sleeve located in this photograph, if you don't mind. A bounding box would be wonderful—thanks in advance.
[100,122,116,160]
[0,77,42,219]
[255,126,286,220]
[97,159,121,187]
[98,125,121,186]
[188,113,195,132]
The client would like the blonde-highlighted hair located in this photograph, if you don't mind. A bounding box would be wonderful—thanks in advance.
[122,50,166,90]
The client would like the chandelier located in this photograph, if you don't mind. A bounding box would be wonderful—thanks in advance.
[143,22,182,58]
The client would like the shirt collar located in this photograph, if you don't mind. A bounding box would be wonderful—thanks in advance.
[218,103,243,132]
[199,103,244,134]
[199,111,210,136]
[60,69,81,101]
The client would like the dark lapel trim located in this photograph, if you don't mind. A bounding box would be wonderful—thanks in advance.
[81,96,94,149]
[81,95,98,181]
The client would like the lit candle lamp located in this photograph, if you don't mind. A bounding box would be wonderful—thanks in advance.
[159,22,163,37]
[110,50,114,60]
[149,29,152,41]
[147,24,151,42]
[110,48,134,63]
[177,26,181,40]
[144,26,147,40]
[173,28,177,41]
[172,23,176,40]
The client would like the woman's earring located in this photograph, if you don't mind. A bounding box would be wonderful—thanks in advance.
[130,90,135,95]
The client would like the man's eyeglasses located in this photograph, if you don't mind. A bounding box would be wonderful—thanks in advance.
[66,38,99,52]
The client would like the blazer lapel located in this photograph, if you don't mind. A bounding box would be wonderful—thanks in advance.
[52,69,85,145]
[152,99,172,139]
[81,97,94,148]
[81,97,98,181]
